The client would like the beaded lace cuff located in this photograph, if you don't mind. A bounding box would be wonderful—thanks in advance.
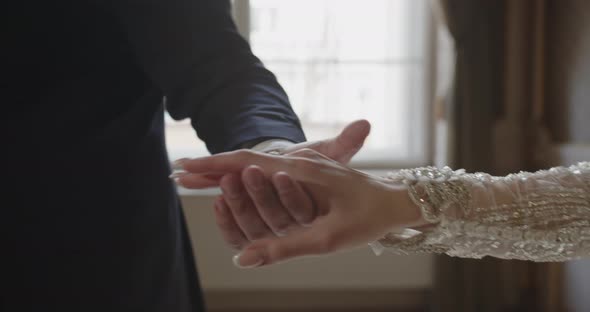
[371,162,590,262]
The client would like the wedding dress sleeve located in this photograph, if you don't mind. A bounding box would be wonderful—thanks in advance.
[370,162,590,262]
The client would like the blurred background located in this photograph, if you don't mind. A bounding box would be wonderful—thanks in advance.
[166,0,590,311]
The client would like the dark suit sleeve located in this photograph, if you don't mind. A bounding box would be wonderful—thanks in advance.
[112,0,306,153]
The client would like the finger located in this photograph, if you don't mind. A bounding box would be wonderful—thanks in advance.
[171,158,191,170]
[335,119,371,153]
[272,172,316,225]
[233,223,341,268]
[327,119,371,163]
[213,196,249,250]
[182,150,331,185]
[242,166,296,235]
[220,173,273,241]
[172,172,224,188]
[182,150,270,173]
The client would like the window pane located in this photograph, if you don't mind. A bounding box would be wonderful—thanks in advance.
[165,117,205,159]
[250,0,424,60]
[266,62,417,150]
[165,0,429,165]
[250,0,428,162]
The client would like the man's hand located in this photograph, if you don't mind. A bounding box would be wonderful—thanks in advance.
[279,119,371,163]
[174,120,371,250]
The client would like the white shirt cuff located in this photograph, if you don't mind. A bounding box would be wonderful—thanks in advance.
[250,139,295,153]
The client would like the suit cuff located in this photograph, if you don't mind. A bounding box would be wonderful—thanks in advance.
[248,139,295,153]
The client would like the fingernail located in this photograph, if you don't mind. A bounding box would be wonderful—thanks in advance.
[172,158,189,170]
[233,251,264,269]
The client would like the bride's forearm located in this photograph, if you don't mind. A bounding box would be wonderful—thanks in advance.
[373,162,590,261]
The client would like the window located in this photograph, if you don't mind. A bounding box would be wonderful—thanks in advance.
[165,0,433,168]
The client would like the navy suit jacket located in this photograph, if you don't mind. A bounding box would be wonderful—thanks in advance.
[2,0,305,311]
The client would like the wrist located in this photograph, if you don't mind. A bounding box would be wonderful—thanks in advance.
[385,183,430,229]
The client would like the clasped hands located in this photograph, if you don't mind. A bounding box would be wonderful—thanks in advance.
[172,120,424,268]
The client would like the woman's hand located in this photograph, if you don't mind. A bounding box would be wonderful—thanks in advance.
[176,148,425,268]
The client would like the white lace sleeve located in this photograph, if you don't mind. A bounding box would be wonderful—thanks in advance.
[371,162,590,262]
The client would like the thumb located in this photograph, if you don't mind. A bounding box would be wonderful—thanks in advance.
[326,119,371,163]
[233,227,335,268]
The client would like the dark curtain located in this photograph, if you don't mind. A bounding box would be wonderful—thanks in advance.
[431,0,565,311]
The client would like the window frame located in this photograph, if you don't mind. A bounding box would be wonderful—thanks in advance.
[234,0,435,169]
[170,0,436,171]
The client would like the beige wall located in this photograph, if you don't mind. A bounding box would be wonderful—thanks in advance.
[180,193,433,291]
